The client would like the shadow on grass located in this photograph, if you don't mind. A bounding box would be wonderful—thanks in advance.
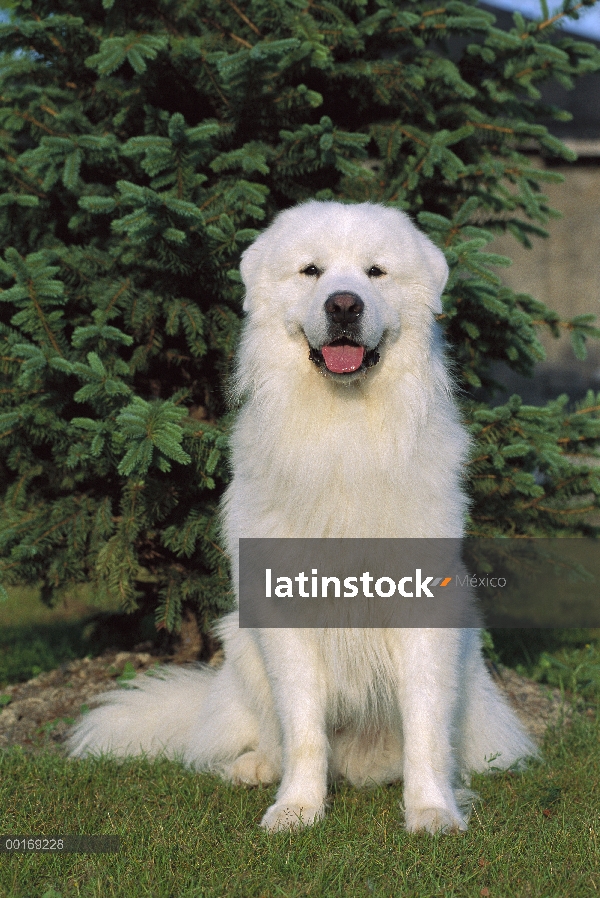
[2,610,599,694]
[490,627,600,698]
[0,610,159,686]
[490,628,596,667]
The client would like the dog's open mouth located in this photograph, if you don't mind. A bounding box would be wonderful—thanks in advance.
[322,339,364,374]
[309,339,380,375]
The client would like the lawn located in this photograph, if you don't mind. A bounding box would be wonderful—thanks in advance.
[0,711,598,898]
[0,591,598,897]
[0,585,152,687]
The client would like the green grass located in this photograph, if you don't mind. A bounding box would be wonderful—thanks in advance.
[0,713,598,898]
[0,586,154,687]
[489,629,600,699]
[0,587,94,685]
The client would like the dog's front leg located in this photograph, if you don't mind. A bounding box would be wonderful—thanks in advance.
[391,629,468,834]
[257,629,329,832]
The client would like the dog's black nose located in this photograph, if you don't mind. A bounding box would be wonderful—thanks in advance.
[324,292,364,324]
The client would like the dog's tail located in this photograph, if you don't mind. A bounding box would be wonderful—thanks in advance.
[460,662,539,774]
[67,666,213,760]
[67,663,260,771]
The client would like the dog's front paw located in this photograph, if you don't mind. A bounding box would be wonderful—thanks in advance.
[230,751,279,786]
[404,806,468,835]
[261,802,325,832]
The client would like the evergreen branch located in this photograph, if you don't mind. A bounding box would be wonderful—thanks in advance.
[28,509,90,549]
[102,279,132,320]
[532,504,597,515]
[12,111,67,138]
[28,284,63,356]
[5,154,47,193]
[535,1,588,32]
[201,16,253,49]
[515,62,551,79]
[200,61,230,108]
[223,0,262,37]
[10,177,47,200]
[570,404,600,417]
[30,11,66,53]
[556,435,596,444]
[398,129,428,148]
[467,122,515,135]
[389,7,448,32]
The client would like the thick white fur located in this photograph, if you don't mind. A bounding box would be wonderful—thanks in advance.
[68,201,536,833]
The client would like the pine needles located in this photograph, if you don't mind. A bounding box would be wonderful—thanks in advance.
[1,0,600,629]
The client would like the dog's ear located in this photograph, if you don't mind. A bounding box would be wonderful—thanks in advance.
[414,230,449,315]
[239,240,264,312]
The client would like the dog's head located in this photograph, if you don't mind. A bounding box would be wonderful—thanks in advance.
[240,201,448,384]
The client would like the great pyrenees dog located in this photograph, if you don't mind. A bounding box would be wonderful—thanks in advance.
[69,201,535,834]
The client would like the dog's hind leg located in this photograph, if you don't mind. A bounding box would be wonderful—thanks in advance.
[182,662,262,774]
[202,621,283,784]
[187,665,282,784]
[183,641,283,782]
[229,750,280,785]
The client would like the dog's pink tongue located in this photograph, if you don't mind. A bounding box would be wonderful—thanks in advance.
[321,343,365,374]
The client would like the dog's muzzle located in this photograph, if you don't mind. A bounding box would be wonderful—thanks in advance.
[308,290,381,377]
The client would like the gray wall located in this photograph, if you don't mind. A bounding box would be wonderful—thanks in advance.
[488,161,600,404]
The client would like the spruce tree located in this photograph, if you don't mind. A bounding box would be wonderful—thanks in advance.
[1,0,600,632]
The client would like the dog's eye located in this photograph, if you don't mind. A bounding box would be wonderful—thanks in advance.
[367,265,386,278]
[300,264,322,277]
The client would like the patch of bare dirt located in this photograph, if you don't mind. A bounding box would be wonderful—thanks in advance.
[488,663,579,742]
[0,653,588,756]
[0,649,170,754]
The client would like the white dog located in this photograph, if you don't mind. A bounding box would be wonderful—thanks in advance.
[69,201,535,834]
